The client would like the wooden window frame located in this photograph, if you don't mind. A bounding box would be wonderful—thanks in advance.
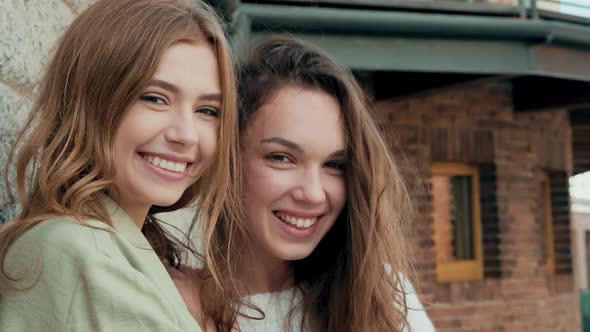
[432,162,484,283]
[540,171,556,276]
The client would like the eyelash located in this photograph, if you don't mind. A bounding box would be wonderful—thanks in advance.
[140,94,167,105]
[266,153,346,173]
[140,94,219,117]
[325,160,346,172]
[266,153,292,163]
[197,107,219,117]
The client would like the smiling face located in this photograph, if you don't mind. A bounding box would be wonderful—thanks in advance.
[241,86,347,263]
[112,41,221,223]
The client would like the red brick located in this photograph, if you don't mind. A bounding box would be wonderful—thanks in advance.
[376,82,578,331]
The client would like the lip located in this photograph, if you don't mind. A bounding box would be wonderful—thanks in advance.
[138,151,195,164]
[136,152,189,181]
[273,211,323,239]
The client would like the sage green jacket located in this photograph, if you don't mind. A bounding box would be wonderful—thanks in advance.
[0,196,201,332]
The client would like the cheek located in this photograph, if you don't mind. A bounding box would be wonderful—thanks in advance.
[196,121,218,160]
[113,115,139,161]
[114,107,161,154]
[328,177,347,213]
[243,163,293,208]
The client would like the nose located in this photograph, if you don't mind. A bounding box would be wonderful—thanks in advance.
[292,168,326,205]
[164,106,199,146]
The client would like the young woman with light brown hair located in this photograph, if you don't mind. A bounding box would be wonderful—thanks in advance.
[0,0,240,331]
[171,35,435,331]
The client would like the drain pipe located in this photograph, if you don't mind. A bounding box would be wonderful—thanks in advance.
[531,0,539,20]
[517,0,527,19]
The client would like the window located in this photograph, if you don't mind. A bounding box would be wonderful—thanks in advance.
[432,162,483,283]
[541,171,556,275]
[551,171,573,274]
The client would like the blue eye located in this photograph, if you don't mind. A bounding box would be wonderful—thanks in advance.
[196,107,219,117]
[140,94,167,105]
[326,160,346,173]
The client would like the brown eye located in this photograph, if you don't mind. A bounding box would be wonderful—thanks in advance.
[196,106,219,117]
[140,94,167,105]
[267,153,292,163]
[325,160,346,173]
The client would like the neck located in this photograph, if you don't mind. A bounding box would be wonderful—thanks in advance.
[117,197,150,229]
[239,241,295,295]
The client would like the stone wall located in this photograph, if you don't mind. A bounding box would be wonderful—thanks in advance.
[0,0,97,222]
[1,0,197,246]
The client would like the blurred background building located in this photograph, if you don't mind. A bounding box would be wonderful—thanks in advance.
[571,172,590,331]
[2,0,590,331]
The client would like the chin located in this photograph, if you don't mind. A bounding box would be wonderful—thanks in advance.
[276,247,316,262]
[150,192,186,208]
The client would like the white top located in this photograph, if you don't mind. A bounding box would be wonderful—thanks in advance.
[238,279,436,332]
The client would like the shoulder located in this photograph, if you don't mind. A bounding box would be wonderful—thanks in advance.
[384,264,436,332]
[384,264,417,295]
[9,216,112,258]
[399,279,436,332]
[166,264,201,312]
[2,216,114,288]
[165,265,215,329]
[0,217,115,329]
[166,263,197,281]
[1,218,203,332]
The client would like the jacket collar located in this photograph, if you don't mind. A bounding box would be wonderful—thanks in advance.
[99,193,152,248]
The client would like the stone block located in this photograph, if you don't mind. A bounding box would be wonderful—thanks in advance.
[0,83,30,223]
[64,0,97,14]
[0,0,75,89]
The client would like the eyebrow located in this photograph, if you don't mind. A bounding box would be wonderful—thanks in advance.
[147,80,178,93]
[200,93,222,103]
[328,149,346,159]
[147,79,222,102]
[261,137,346,158]
[261,137,303,153]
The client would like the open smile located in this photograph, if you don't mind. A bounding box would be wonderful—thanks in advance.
[140,153,191,173]
[273,211,324,229]
[137,152,195,181]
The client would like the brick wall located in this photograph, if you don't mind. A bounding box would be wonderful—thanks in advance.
[376,81,580,331]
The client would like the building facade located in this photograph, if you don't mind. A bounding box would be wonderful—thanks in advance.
[378,82,576,331]
[2,0,590,331]
[225,1,589,330]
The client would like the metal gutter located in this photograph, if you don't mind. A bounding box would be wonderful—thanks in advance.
[239,3,590,48]
[249,0,520,16]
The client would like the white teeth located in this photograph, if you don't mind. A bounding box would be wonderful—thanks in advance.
[275,212,318,229]
[142,154,187,173]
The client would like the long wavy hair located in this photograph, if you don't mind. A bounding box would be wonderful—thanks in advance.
[199,35,417,331]
[1,0,241,277]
